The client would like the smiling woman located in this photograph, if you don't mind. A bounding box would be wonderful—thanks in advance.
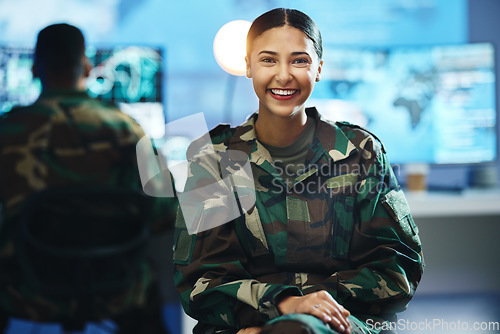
[245,24,322,146]
[173,8,424,334]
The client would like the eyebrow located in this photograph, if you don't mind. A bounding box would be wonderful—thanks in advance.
[257,50,311,57]
[258,50,277,56]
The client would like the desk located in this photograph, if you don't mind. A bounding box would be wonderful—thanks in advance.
[406,188,500,218]
[405,188,500,295]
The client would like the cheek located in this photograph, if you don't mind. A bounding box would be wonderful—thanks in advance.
[251,70,271,90]
[306,68,318,80]
[296,70,316,89]
[251,75,267,98]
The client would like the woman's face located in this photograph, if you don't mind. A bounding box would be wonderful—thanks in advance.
[246,25,323,119]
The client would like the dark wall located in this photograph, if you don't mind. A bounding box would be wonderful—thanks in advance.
[468,0,500,45]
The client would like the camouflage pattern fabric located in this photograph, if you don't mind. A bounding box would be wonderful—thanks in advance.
[174,107,424,334]
[261,313,370,334]
[0,89,177,322]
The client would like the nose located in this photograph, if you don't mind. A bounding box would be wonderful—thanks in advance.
[275,62,292,86]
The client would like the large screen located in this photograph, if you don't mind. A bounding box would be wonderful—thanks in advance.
[0,45,165,138]
[311,43,497,165]
[0,46,41,113]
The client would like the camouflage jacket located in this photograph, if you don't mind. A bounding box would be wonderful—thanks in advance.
[0,90,177,321]
[174,107,424,333]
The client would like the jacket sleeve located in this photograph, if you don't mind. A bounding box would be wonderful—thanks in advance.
[173,155,302,330]
[302,138,424,316]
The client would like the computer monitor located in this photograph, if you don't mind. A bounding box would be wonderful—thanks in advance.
[0,45,165,138]
[311,42,497,165]
[86,46,165,138]
[0,46,41,114]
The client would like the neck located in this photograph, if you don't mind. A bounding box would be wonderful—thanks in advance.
[41,79,80,92]
[255,108,308,147]
[40,67,86,92]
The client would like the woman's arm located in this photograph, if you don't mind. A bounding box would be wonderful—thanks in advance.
[302,147,424,316]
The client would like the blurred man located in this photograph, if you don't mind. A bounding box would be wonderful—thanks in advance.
[0,23,176,333]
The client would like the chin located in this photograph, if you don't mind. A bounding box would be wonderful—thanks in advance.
[270,105,305,118]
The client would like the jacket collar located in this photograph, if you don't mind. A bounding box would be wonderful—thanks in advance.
[227,107,358,167]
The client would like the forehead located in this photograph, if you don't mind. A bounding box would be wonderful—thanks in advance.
[249,25,315,55]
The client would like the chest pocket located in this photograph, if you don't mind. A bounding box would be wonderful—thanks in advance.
[284,193,355,269]
[240,207,269,257]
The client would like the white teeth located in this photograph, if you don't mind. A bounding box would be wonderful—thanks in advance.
[271,89,296,96]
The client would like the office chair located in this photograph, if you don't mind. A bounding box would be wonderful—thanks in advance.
[13,186,153,333]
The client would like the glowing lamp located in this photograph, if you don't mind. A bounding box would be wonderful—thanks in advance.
[213,20,251,76]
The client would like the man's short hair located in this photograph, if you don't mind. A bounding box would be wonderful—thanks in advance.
[34,23,85,73]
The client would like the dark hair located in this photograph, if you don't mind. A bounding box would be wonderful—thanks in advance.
[246,8,323,60]
[34,23,85,74]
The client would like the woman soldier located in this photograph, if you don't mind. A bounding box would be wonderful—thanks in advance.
[174,8,423,334]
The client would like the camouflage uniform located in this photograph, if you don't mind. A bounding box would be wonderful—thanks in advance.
[174,108,424,333]
[0,90,177,324]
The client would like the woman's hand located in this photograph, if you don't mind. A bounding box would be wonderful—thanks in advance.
[277,291,351,334]
[237,327,261,334]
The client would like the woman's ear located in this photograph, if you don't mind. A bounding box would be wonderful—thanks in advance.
[315,60,323,82]
[245,56,251,78]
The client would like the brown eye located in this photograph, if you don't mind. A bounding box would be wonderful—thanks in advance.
[293,58,310,65]
[261,58,275,63]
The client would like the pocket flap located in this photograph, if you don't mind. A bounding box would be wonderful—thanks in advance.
[381,189,411,222]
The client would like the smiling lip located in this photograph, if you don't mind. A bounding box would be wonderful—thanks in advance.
[269,89,298,100]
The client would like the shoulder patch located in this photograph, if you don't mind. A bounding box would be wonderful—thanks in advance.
[336,121,386,153]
